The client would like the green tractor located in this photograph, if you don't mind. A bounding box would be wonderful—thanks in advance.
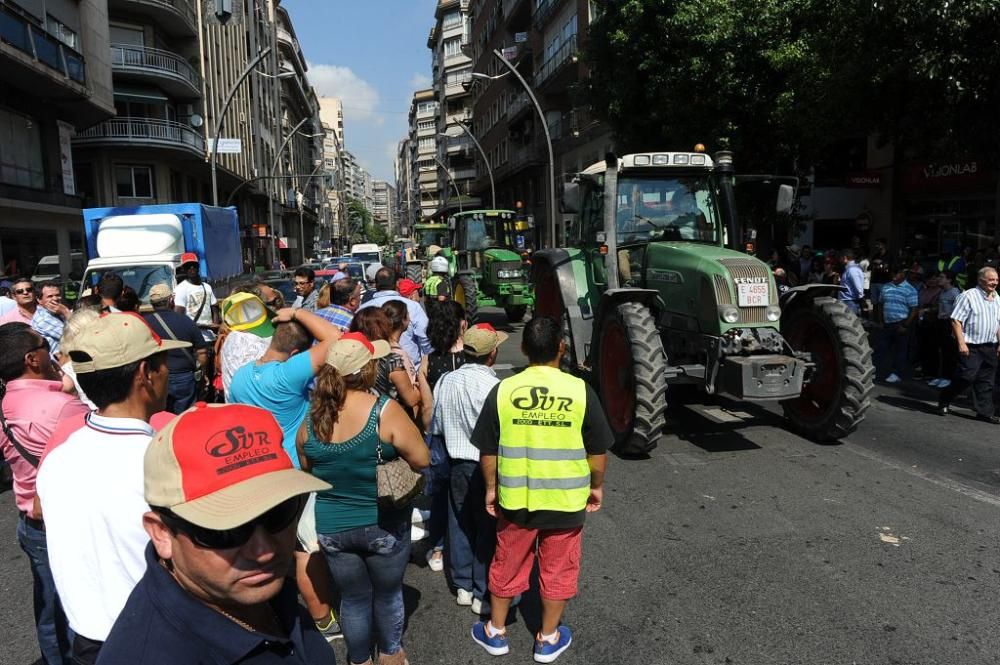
[438,209,535,323]
[533,151,874,455]
[406,221,450,282]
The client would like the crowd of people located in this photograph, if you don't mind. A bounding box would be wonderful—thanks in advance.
[768,240,1000,422]
[0,256,610,665]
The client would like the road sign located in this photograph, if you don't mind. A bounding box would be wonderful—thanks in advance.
[210,138,242,154]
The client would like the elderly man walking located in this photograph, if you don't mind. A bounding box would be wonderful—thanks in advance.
[938,266,1000,423]
[471,316,611,663]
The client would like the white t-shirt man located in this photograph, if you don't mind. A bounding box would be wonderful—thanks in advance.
[36,413,154,643]
[174,279,217,329]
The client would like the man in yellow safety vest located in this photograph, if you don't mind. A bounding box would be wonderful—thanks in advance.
[470,316,611,663]
[938,250,967,289]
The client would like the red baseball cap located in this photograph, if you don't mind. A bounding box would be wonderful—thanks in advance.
[180,252,199,266]
[144,403,329,529]
[397,278,422,297]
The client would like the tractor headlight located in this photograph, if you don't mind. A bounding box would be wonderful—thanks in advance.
[498,269,522,279]
[766,305,781,322]
[719,305,740,324]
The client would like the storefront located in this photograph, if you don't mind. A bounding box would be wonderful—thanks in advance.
[901,159,998,256]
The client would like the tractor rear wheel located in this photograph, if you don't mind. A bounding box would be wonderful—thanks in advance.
[504,305,528,323]
[405,263,422,283]
[781,297,873,441]
[453,274,479,324]
[596,302,668,456]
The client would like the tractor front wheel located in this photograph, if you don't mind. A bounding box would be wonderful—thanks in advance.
[504,305,528,323]
[453,274,479,324]
[596,302,668,456]
[781,297,874,441]
[405,263,422,283]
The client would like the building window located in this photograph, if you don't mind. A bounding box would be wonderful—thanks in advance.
[443,10,461,28]
[0,107,44,190]
[418,137,435,151]
[46,14,79,49]
[418,120,436,131]
[444,37,462,57]
[116,165,155,198]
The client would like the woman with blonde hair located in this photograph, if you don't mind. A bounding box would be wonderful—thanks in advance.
[297,332,429,665]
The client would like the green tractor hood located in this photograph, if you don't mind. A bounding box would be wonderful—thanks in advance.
[484,247,523,262]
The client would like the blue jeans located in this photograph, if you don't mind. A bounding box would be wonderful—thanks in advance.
[319,515,411,665]
[447,460,496,601]
[167,370,197,414]
[17,515,73,665]
[877,321,910,378]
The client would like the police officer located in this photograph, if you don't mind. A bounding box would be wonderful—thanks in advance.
[424,256,452,303]
[470,316,611,663]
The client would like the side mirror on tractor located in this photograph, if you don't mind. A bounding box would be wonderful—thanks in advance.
[776,184,795,215]
[560,182,581,214]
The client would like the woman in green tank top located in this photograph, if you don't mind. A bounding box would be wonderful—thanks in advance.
[295,332,428,665]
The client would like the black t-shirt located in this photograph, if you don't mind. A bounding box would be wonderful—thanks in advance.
[143,310,207,373]
[426,350,465,390]
[471,376,613,529]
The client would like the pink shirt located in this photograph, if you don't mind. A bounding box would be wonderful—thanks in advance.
[0,306,35,325]
[0,380,89,512]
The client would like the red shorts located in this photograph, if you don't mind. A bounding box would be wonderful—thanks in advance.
[488,515,583,601]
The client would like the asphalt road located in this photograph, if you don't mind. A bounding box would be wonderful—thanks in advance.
[3,308,999,665]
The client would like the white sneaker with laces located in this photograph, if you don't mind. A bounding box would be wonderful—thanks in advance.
[456,589,474,606]
[471,597,482,615]
[937,379,951,388]
[426,548,444,572]
[885,373,901,384]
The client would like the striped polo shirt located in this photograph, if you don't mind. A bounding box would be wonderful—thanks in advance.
[950,286,1000,345]
[880,280,918,324]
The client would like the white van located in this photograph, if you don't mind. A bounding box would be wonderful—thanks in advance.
[31,251,85,283]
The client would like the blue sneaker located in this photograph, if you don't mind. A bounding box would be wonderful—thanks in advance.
[533,626,572,663]
[471,621,509,656]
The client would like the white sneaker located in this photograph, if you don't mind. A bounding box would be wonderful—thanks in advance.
[927,378,942,387]
[885,373,901,384]
[471,597,482,615]
[426,548,444,572]
[456,589,474,606]
[937,379,951,389]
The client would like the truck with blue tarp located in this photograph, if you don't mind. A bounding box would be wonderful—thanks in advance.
[81,203,243,304]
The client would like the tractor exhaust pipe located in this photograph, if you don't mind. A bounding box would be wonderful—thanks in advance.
[714,150,741,252]
[603,153,619,290]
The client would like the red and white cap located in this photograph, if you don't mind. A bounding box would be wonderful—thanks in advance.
[325,332,391,375]
[180,252,199,266]
[144,403,330,530]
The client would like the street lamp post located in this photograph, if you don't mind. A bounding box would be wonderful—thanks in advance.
[269,116,322,266]
[298,159,324,265]
[440,121,495,209]
[471,48,557,247]
[210,47,273,207]
[434,157,464,213]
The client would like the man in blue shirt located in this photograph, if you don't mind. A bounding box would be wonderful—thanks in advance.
[357,267,432,363]
[876,267,919,383]
[838,249,865,315]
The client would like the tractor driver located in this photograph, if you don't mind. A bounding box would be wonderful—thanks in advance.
[424,255,452,303]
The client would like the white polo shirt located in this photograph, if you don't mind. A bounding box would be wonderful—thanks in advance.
[36,412,154,642]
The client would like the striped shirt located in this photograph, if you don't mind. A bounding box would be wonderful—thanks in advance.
[431,363,500,462]
[950,286,1000,345]
[880,280,918,324]
[314,304,354,331]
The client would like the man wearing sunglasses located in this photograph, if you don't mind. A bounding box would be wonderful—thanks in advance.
[96,403,334,664]
[292,267,320,312]
[0,277,38,325]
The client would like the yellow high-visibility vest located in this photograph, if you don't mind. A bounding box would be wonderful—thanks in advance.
[424,274,446,298]
[496,365,590,514]
[939,256,967,289]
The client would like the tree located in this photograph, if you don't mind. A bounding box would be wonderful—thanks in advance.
[586,0,1000,171]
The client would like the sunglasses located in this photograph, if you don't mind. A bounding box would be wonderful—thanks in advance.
[14,288,33,295]
[155,495,303,550]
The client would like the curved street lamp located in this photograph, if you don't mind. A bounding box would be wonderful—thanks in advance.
[440,122,495,210]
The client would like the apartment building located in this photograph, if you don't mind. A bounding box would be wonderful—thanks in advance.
[319,97,345,245]
[408,88,441,221]
[395,137,416,235]
[429,0,479,216]
[465,0,613,244]
[0,0,114,279]
[372,180,396,235]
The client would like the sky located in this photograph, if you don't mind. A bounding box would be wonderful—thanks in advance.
[282,0,437,183]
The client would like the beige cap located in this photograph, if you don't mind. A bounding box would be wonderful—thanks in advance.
[70,312,191,374]
[463,323,508,357]
[325,332,390,375]
[149,283,172,302]
[144,403,330,530]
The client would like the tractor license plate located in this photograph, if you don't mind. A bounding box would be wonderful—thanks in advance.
[737,283,770,307]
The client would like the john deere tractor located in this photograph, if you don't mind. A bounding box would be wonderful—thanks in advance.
[406,220,450,282]
[438,209,535,323]
[532,151,874,455]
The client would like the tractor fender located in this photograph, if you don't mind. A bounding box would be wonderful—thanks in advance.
[532,249,594,367]
[779,283,845,312]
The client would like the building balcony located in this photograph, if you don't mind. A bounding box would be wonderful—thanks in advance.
[110,44,201,99]
[443,135,473,154]
[448,167,478,181]
[535,35,578,89]
[416,106,438,120]
[108,0,197,38]
[506,92,532,124]
[74,117,205,157]
[532,0,567,31]
[0,3,87,97]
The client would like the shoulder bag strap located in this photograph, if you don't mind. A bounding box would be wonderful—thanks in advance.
[191,283,209,325]
[152,313,197,367]
[0,382,39,468]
